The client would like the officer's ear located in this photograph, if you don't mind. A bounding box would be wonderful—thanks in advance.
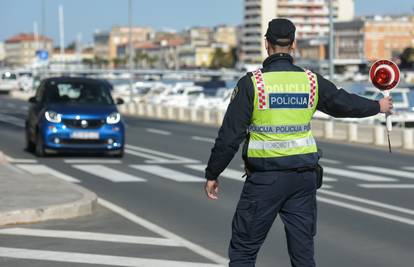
[291,40,297,50]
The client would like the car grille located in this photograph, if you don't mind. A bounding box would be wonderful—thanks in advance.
[63,119,104,129]
[60,139,107,145]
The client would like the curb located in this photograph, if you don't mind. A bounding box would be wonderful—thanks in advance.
[0,178,97,226]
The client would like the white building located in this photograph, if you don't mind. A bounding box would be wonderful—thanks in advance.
[241,0,355,63]
[0,42,5,63]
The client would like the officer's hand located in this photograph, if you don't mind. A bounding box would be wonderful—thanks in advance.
[379,96,393,114]
[205,180,219,200]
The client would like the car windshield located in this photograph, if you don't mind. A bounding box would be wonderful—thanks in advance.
[44,80,114,105]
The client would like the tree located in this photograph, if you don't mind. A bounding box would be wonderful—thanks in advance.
[66,41,76,50]
[399,47,414,69]
[210,48,237,69]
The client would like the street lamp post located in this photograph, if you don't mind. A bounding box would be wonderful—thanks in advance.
[328,0,335,80]
[128,0,134,102]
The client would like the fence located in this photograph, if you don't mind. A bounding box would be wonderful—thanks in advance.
[119,101,414,151]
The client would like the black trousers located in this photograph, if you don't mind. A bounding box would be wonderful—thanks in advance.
[229,170,317,267]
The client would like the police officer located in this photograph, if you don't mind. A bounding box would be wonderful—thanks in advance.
[204,18,393,267]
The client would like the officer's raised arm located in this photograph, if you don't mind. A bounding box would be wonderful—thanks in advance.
[316,74,393,118]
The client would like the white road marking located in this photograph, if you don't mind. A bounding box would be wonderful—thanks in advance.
[192,136,215,143]
[64,159,122,164]
[318,189,414,216]
[185,164,244,181]
[319,158,340,164]
[72,165,146,182]
[0,247,224,267]
[130,165,205,182]
[0,114,25,127]
[126,144,200,164]
[321,184,333,189]
[146,128,172,136]
[15,164,80,183]
[0,228,180,247]
[403,167,414,171]
[6,103,15,108]
[323,166,397,182]
[358,184,414,189]
[322,176,338,182]
[317,196,414,226]
[4,155,37,163]
[349,166,414,180]
[98,198,228,265]
[21,106,29,111]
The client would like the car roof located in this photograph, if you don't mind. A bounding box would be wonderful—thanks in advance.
[43,76,107,84]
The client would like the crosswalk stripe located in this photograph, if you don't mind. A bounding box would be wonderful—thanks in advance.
[130,165,205,182]
[185,165,244,181]
[73,165,146,182]
[191,136,215,143]
[323,166,397,182]
[323,176,338,182]
[349,166,414,180]
[0,247,224,267]
[318,189,414,216]
[64,159,122,164]
[319,158,340,164]
[126,144,200,164]
[403,167,414,171]
[358,184,414,189]
[15,164,80,183]
[146,128,172,135]
[4,155,37,163]
[0,114,25,127]
[0,228,180,247]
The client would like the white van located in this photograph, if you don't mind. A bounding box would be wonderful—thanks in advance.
[0,71,19,93]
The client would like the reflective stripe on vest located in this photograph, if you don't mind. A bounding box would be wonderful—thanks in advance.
[248,136,316,150]
[249,123,311,134]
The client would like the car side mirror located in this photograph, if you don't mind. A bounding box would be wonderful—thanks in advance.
[28,97,37,104]
[116,98,124,105]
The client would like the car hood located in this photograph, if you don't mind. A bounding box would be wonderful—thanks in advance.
[45,104,118,117]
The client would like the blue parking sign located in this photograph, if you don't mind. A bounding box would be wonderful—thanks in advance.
[36,50,49,60]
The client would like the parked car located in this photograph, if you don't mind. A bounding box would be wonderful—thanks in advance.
[0,71,19,93]
[25,77,125,157]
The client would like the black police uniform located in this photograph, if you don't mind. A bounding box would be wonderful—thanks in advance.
[205,52,380,267]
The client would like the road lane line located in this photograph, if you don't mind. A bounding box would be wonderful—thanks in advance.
[319,158,340,164]
[318,189,414,216]
[72,165,146,182]
[0,247,224,267]
[0,228,180,247]
[323,166,397,182]
[191,136,215,143]
[185,164,244,181]
[130,165,204,182]
[349,166,414,180]
[403,167,414,171]
[126,144,200,164]
[15,164,80,183]
[358,184,414,189]
[146,128,172,136]
[0,114,25,127]
[98,198,228,265]
[317,196,414,226]
[64,159,122,164]
[4,155,37,163]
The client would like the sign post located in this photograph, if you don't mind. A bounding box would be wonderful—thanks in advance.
[369,60,401,153]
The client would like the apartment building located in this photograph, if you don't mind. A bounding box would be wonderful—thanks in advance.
[241,0,354,63]
[335,15,414,62]
[4,33,53,67]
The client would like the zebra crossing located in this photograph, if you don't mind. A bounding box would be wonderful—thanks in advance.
[8,145,414,190]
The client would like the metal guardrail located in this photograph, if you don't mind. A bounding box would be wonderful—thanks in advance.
[119,101,414,151]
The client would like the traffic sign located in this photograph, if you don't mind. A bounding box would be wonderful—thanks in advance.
[369,60,400,91]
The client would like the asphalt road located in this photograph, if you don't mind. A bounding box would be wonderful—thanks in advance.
[0,94,413,267]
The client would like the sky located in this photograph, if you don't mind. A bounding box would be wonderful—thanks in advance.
[1,0,413,46]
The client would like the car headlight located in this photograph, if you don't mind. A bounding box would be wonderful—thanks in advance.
[106,112,121,124]
[45,111,62,123]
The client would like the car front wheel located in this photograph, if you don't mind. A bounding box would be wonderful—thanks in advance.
[35,132,46,157]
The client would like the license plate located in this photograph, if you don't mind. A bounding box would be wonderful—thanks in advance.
[70,131,100,140]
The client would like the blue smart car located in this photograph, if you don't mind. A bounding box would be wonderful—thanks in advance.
[25,77,125,157]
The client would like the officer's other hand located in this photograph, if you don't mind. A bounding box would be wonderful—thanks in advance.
[379,96,393,114]
[205,180,219,200]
